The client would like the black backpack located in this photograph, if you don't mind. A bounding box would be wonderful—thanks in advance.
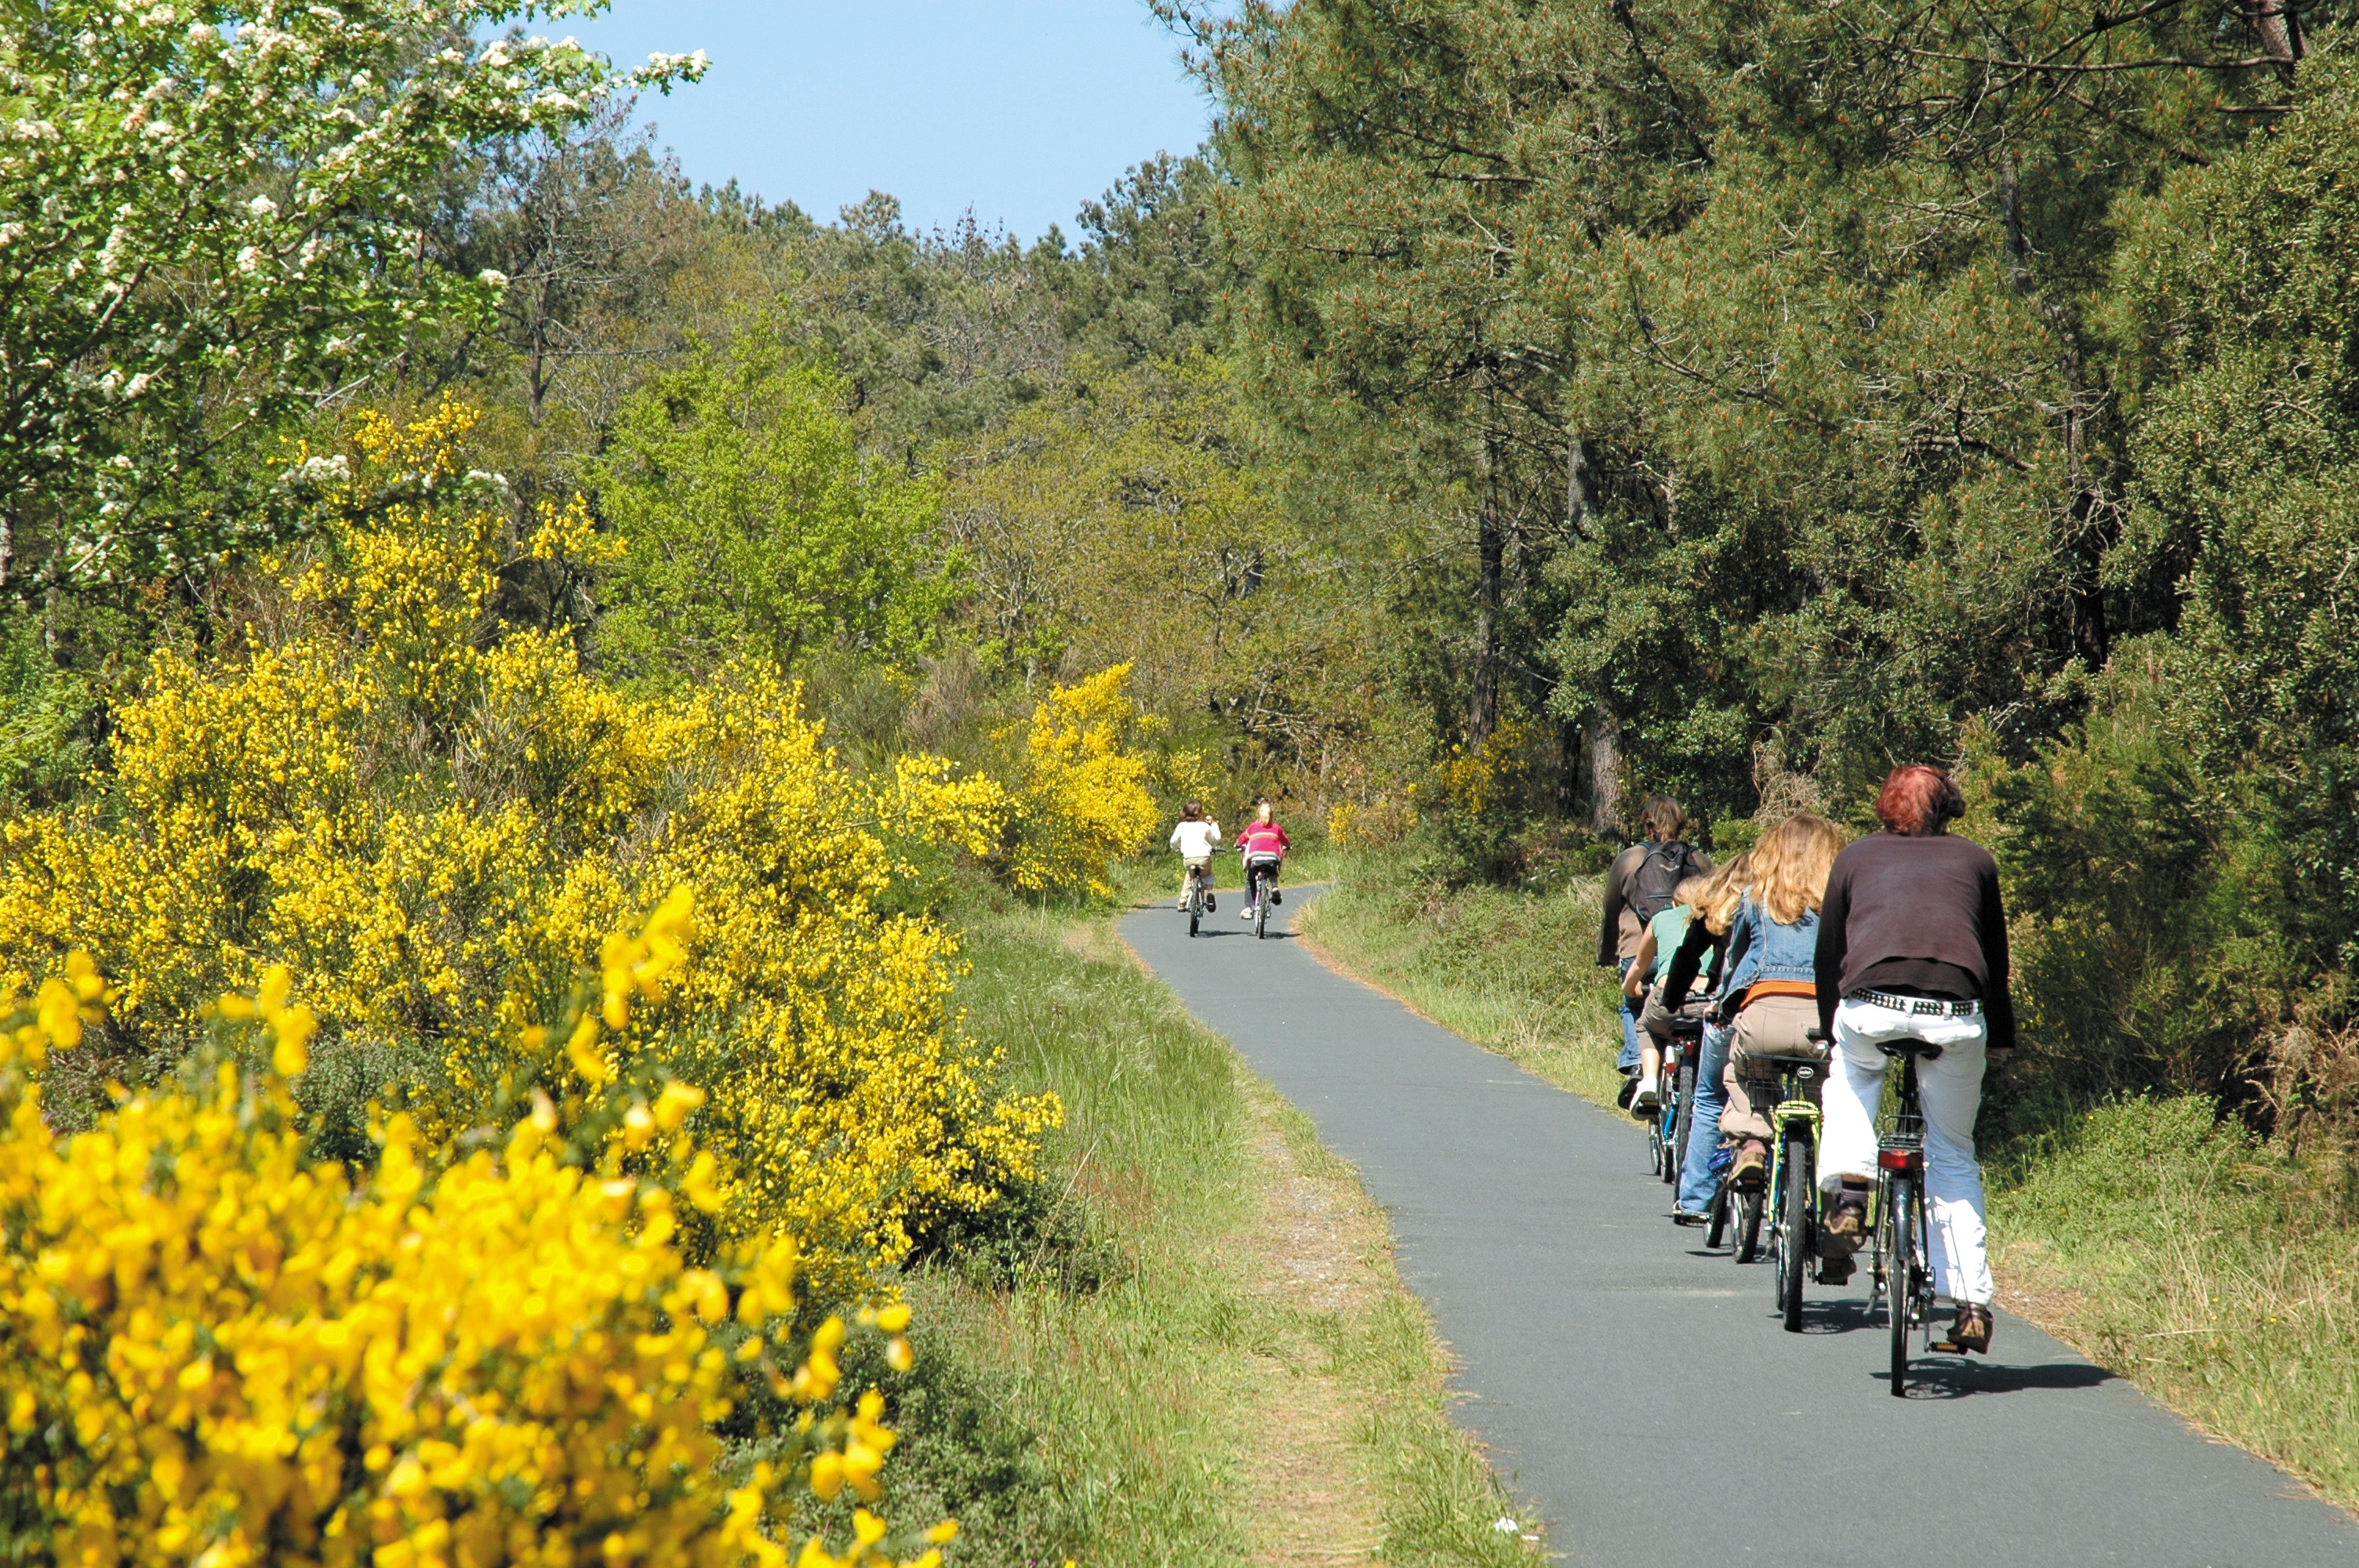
[1628,839,1699,924]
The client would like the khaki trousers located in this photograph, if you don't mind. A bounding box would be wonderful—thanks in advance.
[1719,995,1825,1142]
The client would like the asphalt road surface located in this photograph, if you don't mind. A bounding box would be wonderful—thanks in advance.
[1120,887,2359,1567]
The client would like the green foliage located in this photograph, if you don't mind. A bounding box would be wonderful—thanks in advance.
[0,0,700,590]
[591,329,954,685]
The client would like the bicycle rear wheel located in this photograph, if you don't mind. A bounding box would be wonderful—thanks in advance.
[1187,882,1201,938]
[1776,1134,1810,1332]
[1255,887,1268,938]
[1672,1058,1699,1177]
[1885,1174,1916,1396]
[1734,1188,1764,1263]
[1705,1175,1731,1249]
[1658,1095,1680,1185]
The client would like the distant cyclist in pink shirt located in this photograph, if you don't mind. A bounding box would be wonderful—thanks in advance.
[1237,800,1290,919]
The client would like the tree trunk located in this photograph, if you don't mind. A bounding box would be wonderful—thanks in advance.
[1470,424,1503,750]
[1587,710,1622,839]
[2255,0,2300,69]
[1566,433,1590,537]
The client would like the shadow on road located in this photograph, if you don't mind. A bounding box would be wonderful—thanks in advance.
[1876,1357,2118,1399]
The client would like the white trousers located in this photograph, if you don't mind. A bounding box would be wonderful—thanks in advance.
[1817,996,1993,1307]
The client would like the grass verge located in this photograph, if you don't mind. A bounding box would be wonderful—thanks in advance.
[1294,845,2359,1516]
[882,879,1545,1566]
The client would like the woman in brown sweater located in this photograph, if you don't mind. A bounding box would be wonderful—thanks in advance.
[1812,765,2012,1355]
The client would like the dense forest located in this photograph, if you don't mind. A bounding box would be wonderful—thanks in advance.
[5,0,2359,1553]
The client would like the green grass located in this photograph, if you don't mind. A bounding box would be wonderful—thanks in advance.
[880,875,1545,1566]
[1988,1097,2359,1507]
[1295,848,1627,1109]
[1298,845,2359,1519]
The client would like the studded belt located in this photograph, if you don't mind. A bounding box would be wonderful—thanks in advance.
[1845,989,1979,1018]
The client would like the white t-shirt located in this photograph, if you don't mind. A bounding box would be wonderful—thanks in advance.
[1169,819,1222,858]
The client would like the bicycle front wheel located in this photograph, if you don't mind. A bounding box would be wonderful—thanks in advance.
[1885,1174,1916,1396]
[1777,1135,1810,1332]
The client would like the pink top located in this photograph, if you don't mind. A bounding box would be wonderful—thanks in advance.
[1238,822,1289,858]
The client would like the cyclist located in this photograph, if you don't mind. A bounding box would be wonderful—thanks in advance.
[1813,765,2014,1355]
[1169,800,1222,913]
[1237,800,1290,919]
[1623,873,1710,1109]
[1714,815,1846,1254]
[1598,796,1711,1105]
[1659,852,1750,1223]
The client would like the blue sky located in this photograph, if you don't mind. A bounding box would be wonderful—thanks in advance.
[556,2,1215,244]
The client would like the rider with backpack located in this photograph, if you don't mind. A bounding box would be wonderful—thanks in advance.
[1597,796,1712,1102]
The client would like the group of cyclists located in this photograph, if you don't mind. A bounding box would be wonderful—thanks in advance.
[1165,762,2012,1381]
[1600,765,2012,1370]
[1169,798,1290,925]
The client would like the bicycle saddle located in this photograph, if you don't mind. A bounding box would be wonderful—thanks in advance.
[1874,1038,1945,1060]
[1757,1052,1824,1068]
[1667,1017,1707,1040]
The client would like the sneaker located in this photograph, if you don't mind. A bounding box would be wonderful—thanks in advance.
[1634,1073,1660,1110]
[1271,888,1282,905]
[1671,1209,1709,1227]
[1617,1072,1640,1110]
[1205,895,1216,913]
[1240,904,1256,919]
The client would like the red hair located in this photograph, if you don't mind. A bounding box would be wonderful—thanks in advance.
[1874,765,1965,837]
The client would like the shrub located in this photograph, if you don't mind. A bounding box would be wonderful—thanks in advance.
[997,665,1158,896]
[0,405,1055,1301]
[0,937,949,1568]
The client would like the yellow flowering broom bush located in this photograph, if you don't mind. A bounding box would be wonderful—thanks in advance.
[0,404,1054,1300]
[998,664,1159,896]
[0,925,951,1568]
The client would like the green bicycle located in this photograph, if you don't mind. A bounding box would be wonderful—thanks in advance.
[1747,1051,1830,1333]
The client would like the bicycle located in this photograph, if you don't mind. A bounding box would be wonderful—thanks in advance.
[1243,852,1281,940]
[1182,862,1211,938]
[1746,1051,1827,1333]
[1655,1016,1703,1186]
[1867,1034,1943,1396]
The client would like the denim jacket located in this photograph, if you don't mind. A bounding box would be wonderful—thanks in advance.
[1719,895,1819,1005]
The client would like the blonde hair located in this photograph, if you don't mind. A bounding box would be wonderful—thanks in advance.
[1672,875,1709,909]
[1749,814,1848,925]
[1698,851,1754,936]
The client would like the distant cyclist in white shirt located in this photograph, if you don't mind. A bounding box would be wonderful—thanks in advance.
[1169,800,1222,913]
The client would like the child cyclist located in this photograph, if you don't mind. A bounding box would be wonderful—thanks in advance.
[1169,800,1222,913]
[1237,800,1290,918]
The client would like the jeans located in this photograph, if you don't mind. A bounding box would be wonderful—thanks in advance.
[1819,996,1993,1306]
[1675,1021,1734,1214]
[1616,959,1642,1072]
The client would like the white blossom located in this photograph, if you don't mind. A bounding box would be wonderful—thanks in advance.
[247,193,278,216]
[476,267,508,287]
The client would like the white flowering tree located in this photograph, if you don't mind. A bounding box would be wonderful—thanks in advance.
[0,0,705,590]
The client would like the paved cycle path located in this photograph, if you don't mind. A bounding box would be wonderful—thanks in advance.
[1121,889,2359,1567]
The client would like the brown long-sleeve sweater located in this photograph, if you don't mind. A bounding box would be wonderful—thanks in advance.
[1813,831,2016,1051]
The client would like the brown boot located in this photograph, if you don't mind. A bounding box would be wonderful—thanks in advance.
[1823,1181,1870,1238]
[1934,1304,1994,1355]
[1730,1138,1768,1190]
